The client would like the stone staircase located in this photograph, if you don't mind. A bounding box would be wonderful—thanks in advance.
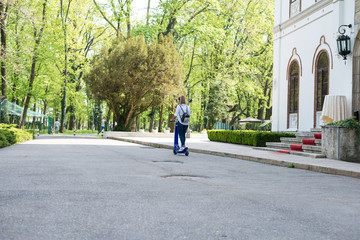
[256,128,326,158]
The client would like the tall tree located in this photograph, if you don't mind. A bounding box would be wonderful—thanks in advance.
[59,0,71,132]
[0,0,10,99]
[85,34,184,130]
[146,0,151,26]
[19,0,48,128]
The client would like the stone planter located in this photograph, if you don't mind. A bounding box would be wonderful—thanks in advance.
[164,129,170,134]
[322,125,360,162]
[139,129,144,133]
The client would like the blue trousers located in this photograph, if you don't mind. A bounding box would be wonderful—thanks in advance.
[178,122,188,147]
[97,126,104,135]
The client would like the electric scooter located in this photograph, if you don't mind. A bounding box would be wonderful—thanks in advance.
[172,121,189,156]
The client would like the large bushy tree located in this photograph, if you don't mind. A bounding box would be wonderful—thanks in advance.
[85,34,184,130]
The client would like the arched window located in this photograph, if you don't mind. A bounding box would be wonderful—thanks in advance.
[289,61,299,113]
[315,52,329,111]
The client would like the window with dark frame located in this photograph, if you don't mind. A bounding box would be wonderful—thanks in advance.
[289,62,299,113]
[316,52,329,111]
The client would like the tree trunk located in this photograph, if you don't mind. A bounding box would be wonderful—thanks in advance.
[131,118,136,132]
[257,100,264,120]
[60,0,71,133]
[43,85,49,115]
[31,103,36,129]
[146,0,151,26]
[60,86,66,132]
[68,105,75,130]
[43,100,47,116]
[0,1,9,99]
[20,51,40,128]
[158,104,164,132]
[265,88,272,120]
[106,107,111,131]
[149,106,155,132]
[60,58,67,132]
[126,1,131,38]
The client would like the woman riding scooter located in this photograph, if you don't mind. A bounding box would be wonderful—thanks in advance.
[170,95,191,152]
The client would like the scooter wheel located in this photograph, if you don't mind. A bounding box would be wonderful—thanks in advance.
[185,151,189,156]
[173,149,177,155]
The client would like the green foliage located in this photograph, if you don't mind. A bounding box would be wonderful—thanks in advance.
[245,123,261,130]
[26,129,36,137]
[61,129,95,134]
[287,163,295,168]
[0,110,9,123]
[3,0,274,131]
[207,130,295,147]
[0,129,16,145]
[0,132,10,148]
[0,124,34,148]
[85,34,184,130]
[327,117,360,142]
[327,117,360,129]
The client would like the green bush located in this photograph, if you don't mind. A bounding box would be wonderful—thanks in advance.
[26,129,36,137]
[327,117,360,143]
[0,124,34,148]
[207,130,296,147]
[0,129,16,144]
[0,132,10,148]
[0,123,17,129]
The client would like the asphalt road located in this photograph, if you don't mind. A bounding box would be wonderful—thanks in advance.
[1,136,360,240]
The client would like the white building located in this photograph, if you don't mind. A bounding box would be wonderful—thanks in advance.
[272,0,360,132]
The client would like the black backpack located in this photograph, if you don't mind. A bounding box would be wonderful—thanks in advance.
[179,105,190,123]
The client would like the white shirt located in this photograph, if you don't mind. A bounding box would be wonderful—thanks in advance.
[101,119,105,127]
[175,104,191,125]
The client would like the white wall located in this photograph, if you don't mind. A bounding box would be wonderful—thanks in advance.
[272,0,355,131]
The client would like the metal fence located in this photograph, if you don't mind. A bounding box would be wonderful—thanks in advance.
[215,121,234,130]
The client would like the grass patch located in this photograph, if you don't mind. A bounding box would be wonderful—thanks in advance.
[287,163,295,168]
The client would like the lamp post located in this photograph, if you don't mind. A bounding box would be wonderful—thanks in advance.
[337,24,352,60]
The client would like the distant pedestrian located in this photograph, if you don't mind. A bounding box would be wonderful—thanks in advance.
[98,117,106,135]
[55,119,60,134]
[170,95,191,151]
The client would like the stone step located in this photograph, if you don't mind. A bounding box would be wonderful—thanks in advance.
[255,147,325,158]
[302,145,322,153]
[290,150,326,158]
[280,137,321,146]
[266,142,322,153]
[280,137,302,143]
[295,132,316,138]
[266,142,290,150]
[310,128,322,133]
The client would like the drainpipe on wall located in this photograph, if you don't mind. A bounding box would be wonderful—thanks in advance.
[276,0,283,131]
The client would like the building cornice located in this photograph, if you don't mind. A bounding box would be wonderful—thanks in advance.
[273,0,333,34]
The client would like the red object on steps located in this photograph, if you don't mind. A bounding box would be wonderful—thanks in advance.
[290,144,302,151]
[302,139,315,145]
[314,133,322,140]
[278,150,292,154]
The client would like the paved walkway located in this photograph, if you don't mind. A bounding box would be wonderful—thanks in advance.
[105,132,360,179]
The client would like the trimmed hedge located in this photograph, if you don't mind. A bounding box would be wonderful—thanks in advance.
[0,124,34,148]
[207,130,296,147]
